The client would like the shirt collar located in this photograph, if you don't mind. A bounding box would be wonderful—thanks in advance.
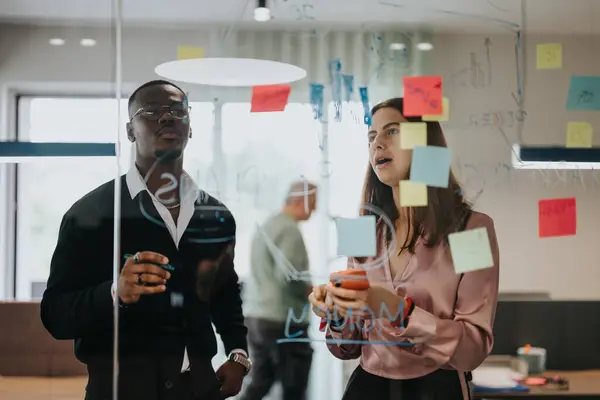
[125,166,199,200]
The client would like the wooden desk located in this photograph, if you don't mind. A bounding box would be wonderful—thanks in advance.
[0,376,86,400]
[473,370,600,399]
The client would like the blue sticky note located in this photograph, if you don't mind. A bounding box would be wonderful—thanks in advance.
[335,216,377,257]
[566,75,600,111]
[410,146,451,188]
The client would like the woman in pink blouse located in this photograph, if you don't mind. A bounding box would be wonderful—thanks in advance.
[308,98,499,399]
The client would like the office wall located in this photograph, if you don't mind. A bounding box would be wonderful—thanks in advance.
[433,33,600,300]
[0,23,598,300]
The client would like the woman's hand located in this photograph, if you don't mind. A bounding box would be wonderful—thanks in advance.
[326,283,408,322]
[308,284,332,318]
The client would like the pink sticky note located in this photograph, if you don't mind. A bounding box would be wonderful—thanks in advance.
[403,76,443,117]
[538,197,576,238]
[250,84,292,112]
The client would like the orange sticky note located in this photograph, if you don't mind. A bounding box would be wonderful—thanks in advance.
[403,76,443,117]
[250,84,292,112]
[538,197,576,238]
[177,45,204,60]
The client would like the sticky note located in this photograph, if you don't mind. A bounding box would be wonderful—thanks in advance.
[566,76,600,111]
[177,45,204,60]
[538,198,576,238]
[449,227,494,274]
[422,97,450,122]
[399,180,428,207]
[335,216,377,257]
[410,146,451,188]
[400,122,427,149]
[403,76,443,117]
[566,122,593,148]
[250,84,292,112]
[537,43,562,70]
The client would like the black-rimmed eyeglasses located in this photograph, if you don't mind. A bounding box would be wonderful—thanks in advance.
[131,103,191,121]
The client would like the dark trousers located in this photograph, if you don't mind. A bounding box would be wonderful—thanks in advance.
[240,318,313,400]
[342,365,469,400]
[83,355,222,400]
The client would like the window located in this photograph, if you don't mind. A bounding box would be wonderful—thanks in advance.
[14,97,214,300]
[327,102,370,272]
[220,102,322,279]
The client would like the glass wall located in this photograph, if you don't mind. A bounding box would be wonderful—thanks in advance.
[9,1,600,400]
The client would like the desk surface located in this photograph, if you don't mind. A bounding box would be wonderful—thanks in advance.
[473,370,600,398]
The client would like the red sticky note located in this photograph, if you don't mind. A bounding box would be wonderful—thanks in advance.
[250,84,292,112]
[403,76,443,117]
[538,197,576,238]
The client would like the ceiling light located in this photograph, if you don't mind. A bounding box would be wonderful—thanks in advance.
[49,38,65,46]
[389,43,406,51]
[155,58,306,87]
[80,38,97,47]
[254,0,270,22]
[416,42,434,51]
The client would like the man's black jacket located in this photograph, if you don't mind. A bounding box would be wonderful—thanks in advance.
[40,175,248,366]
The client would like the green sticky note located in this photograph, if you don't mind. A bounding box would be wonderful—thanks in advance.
[400,122,427,149]
[448,227,494,274]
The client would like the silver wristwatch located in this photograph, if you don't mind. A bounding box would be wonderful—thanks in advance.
[229,352,252,375]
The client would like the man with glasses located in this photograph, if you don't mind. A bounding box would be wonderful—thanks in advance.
[41,80,251,400]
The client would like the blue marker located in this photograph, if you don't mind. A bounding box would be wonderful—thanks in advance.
[123,253,175,272]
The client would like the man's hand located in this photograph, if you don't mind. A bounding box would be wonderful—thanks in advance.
[215,360,245,398]
[118,251,171,304]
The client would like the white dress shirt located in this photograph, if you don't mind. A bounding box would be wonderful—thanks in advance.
[112,166,247,372]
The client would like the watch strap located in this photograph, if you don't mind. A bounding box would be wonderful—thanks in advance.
[229,352,252,375]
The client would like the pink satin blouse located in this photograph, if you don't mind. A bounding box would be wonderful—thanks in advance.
[327,211,499,396]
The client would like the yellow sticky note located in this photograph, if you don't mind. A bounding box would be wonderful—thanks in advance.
[537,43,562,70]
[177,45,204,60]
[566,122,593,148]
[448,227,494,274]
[400,122,427,149]
[399,180,428,207]
[423,97,450,122]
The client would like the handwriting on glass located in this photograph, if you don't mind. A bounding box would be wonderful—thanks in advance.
[468,109,527,129]
[290,3,315,20]
[451,39,493,89]
[284,303,408,339]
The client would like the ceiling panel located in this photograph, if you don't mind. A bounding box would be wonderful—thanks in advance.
[0,0,598,34]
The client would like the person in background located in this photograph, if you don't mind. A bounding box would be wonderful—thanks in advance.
[40,80,251,400]
[240,181,318,400]
[308,98,500,399]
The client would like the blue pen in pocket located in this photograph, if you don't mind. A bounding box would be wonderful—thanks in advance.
[123,253,175,272]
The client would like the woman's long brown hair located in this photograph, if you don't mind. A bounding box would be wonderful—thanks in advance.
[360,97,472,253]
